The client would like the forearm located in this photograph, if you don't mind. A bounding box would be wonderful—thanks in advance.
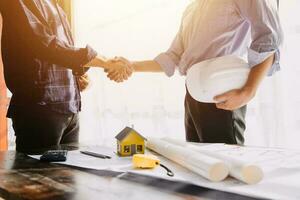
[132,60,163,72]
[243,54,275,95]
[84,55,113,69]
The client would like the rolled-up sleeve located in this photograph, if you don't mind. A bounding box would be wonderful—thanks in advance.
[154,25,184,77]
[235,0,283,76]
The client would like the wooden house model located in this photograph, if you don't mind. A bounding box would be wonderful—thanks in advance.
[115,127,146,157]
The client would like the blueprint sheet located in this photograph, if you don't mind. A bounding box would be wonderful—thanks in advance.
[30,144,300,200]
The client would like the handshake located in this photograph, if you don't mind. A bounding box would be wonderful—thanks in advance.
[79,56,134,92]
[82,55,161,89]
[105,57,135,83]
[84,54,161,84]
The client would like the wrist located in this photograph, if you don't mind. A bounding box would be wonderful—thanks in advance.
[242,85,257,98]
[132,62,139,72]
[84,57,102,68]
[96,56,110,67]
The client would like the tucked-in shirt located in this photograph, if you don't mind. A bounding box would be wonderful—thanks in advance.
[155,0,283,77]
[0,0,97,117]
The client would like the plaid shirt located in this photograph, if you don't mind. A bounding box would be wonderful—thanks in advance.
[0,0,97,117]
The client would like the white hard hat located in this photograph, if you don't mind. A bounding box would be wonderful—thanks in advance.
[186,55,250,103]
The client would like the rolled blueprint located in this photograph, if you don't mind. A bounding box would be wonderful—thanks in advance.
[146,138,229,182]
[162,137,264,185]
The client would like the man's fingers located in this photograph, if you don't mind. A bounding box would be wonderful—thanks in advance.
[115,57,132,68]
[214,94,228,102]
[116,56,128,63]
[216,101,237,111]
[108,68,125,78]
[78,74,90,90]
[79,76,89,83]
[113,75,124,83]
[108,73,120,81]
[214,91,235,102]
[107,71,126,82]
[117,78,124,83]
[107,70,120,77]
[216,101,226,109]
[79,80,88,87]
[216,102,230,110]
[106,66,124,75]
[125,66,133,77]
[104,58,132,83]
[122,73,128,81]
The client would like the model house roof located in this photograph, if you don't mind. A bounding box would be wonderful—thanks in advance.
[115,127,147,141]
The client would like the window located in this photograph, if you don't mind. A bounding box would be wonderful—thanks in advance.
[137,145,143,153]
[74,0,189,147]
[124,145,130,153]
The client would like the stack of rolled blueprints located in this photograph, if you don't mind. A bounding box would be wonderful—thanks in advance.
[146,137,263,184]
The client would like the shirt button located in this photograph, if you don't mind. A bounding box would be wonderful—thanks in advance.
[39,102,47,106]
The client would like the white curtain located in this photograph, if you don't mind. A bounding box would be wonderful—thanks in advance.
[72,0,300,149]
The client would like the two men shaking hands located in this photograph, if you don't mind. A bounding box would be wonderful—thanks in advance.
[0,0,283,154]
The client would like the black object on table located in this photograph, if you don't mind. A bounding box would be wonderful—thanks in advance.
[80,150,111,159]
[40,150,68,162]
[0,150,265,200]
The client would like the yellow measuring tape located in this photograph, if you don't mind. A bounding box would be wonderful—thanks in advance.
[132,154,174,177]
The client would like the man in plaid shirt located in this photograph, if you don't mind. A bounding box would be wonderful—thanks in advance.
[0,0,131,154]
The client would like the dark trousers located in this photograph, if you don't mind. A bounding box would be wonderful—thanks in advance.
[11,106,79,154]
[185,90,247,145]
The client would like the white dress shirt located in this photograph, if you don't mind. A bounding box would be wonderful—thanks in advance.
[155,0,283,77]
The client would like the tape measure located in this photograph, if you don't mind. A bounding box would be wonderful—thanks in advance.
[133,154,174,177]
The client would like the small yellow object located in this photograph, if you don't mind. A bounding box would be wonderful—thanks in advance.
[133,154,160,169]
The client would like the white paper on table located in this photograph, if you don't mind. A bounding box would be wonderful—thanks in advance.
[162,138,264,184]
[132,148,300,200]
[189,143,300,171]
[28,145,300,200]
[29,146,133,172]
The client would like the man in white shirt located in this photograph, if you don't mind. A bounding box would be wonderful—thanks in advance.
[107,0,283,144]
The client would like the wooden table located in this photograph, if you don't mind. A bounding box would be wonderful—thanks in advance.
[0,151,261,200]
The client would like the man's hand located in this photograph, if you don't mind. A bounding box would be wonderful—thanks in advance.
[78,74,90,92]
[83,55,134,83]
[215,54,275,111]
[214,87,255,111]
[105,57,134,83]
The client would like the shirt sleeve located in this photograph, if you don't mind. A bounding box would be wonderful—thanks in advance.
[235,0,283,76]
[154,24,184,77]
[17,0,97,73]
